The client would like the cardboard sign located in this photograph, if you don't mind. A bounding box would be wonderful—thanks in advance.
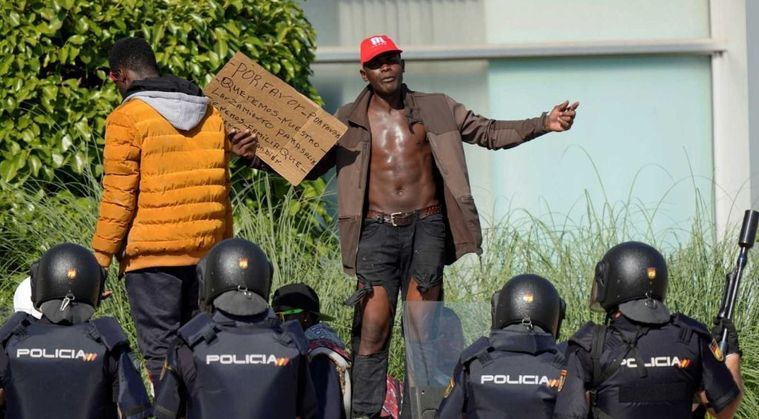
[205,52,346,185]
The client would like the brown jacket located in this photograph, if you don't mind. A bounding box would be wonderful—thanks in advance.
[309,86,548,275]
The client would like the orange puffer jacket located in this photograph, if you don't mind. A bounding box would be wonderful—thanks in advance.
[92,88,232,273]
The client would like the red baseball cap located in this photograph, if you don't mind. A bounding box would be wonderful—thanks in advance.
[360,35,402,65]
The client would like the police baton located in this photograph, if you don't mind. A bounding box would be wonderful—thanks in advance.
[716,209,759,354]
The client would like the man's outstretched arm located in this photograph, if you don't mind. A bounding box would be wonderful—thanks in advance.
[448,96,578,150]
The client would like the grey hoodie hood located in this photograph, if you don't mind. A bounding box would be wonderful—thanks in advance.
[122,75,209,131]
[125,91,209,131]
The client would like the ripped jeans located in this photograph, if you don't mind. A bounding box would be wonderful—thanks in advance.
[349,213,445,417]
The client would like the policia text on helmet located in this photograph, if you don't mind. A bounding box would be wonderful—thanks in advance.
[30,243,107,324]
[491,274,566,337]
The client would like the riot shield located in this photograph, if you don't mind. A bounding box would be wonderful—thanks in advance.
[403,301,490,419]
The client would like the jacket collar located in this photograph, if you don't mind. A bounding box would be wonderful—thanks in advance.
[346,84,419,129]
[346,86,372,128]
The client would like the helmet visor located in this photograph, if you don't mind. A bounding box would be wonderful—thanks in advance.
[589,277,605,312]
[214,290,269,316]
[618,299,670,324]
[39,300,95,324]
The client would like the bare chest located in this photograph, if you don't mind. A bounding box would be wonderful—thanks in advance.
[368,110,429,160]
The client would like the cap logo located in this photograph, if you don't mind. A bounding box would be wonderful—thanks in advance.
[647,267,656,280]
[239,258,249,270]
[370,36,386,46]
[522,294,534,303]
[67,268,77,281]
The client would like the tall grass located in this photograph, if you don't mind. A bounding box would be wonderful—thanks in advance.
[1,170,758,417]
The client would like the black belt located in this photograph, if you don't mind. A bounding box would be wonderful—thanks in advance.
[365,204,442,227]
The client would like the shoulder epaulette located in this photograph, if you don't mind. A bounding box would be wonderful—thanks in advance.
[556,341,569,356]
[91,317,129,352]
[673,313,711,344]
[0,312,30,344]
[460,336,492,365]
[568,321,597,352]
[552,341,569,368]
[177,313,217,348]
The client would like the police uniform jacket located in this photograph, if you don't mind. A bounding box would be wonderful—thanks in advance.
[553,314,740,419]
[0,312,151,419]
[154,310,317,419]
[437,326,566,419]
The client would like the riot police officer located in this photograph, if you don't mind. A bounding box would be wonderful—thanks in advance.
[553,241,742,419]
[437,274,568,419]
[0,243,151,419]
[154,238,317,419]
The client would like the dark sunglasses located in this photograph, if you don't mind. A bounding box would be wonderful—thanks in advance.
[364,54,401,70]
[275,308,304,321]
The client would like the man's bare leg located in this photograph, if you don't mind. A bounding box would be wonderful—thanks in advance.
[357,285,393,355]
[351,283,396,418]
[356,279,441,353]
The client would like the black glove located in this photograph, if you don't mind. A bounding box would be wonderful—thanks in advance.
[711,317,741,356]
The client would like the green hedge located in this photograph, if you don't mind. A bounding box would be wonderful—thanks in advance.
[0,0,319,185]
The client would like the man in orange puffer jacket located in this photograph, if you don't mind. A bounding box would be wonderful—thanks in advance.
[92,37,256,393]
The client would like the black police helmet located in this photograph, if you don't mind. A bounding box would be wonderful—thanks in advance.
[197,238,273,316]
[30,243,106,324]
[590,241,670,324]
[492,274,565,337]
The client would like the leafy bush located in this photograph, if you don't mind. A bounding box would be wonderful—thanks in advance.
[0,0,319,185]
[0,0,332,260]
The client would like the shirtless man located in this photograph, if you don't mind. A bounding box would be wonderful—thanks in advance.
[274,34,578,418]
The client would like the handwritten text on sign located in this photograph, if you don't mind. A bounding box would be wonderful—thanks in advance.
[205,52,346,185]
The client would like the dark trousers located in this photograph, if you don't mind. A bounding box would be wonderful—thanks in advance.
[125,266,199,393]
[351,214,446,417]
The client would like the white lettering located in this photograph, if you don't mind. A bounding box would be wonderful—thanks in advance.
[621,356,690,369]
[16,348,97,361]
[481,374,554,386]
[205,353,289,366]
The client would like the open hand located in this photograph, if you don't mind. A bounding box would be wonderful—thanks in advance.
[545,100,579,132]
[228,129,258,159]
